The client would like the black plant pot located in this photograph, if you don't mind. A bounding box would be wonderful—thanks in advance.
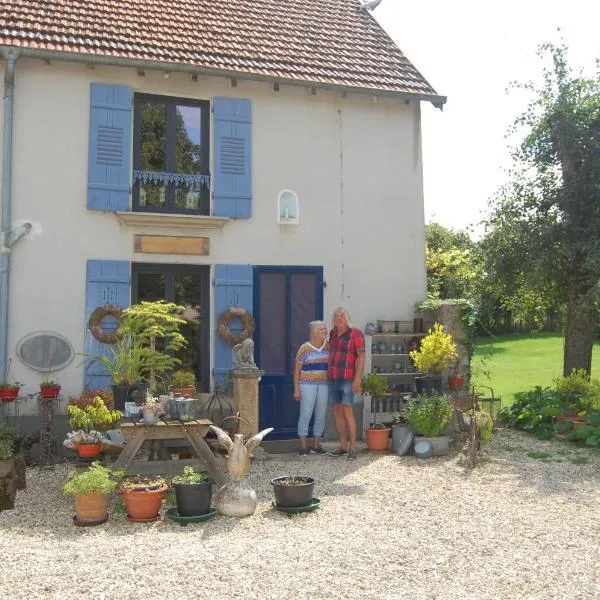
[173,481,213,516]
[415,376,442,396]
[270,476,315,508]
[111,383,147,411]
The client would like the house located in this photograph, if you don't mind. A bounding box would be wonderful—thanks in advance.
[0,0,445,438]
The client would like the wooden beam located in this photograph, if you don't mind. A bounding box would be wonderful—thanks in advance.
[134,235,209,255]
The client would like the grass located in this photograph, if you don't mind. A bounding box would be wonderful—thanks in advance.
[471,331,600,408]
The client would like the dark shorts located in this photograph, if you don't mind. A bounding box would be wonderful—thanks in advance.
[328,379,356,405]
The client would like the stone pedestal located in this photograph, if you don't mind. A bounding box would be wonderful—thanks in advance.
[231,368,264,438]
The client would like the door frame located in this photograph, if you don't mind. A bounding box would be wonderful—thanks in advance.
[253,265,324,437]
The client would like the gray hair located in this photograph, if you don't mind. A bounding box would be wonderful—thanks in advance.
[308,320,327,337]
[331,306,353,328]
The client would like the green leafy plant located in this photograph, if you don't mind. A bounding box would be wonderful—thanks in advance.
[553,369,600,412]
[172,466,208,485]
[407,393,454,437]
[0,438,14,460]
[392,405,410,425]
[40,380,59,387]
[361,373,389,427]
[0,382,21,389]
[63,461,123,496]
[69,389,114,411]
[409,323,457,376]
[171,370,196,387]
[66,396,123,435]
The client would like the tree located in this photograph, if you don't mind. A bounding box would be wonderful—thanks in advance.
[481,43,600,375]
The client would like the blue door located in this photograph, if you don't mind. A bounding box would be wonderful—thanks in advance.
[254,266,324,440]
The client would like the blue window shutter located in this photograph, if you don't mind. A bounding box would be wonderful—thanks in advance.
[87,83,133,212]
[214,264,254,386]
[84,259,131,390]
[213,97,252,218]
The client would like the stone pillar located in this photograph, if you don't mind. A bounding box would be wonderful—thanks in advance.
[231,368,264,438]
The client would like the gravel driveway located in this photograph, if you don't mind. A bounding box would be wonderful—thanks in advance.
[1,428,599,600]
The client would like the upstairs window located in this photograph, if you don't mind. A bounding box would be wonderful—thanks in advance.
[133,95,210,214]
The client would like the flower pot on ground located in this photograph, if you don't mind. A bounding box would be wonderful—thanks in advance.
[120,475,168,522]
[169,369,196,398]
[0,383,21,403]
[63,461,123,525]
[66,396,123,457]
[270,476,315,508]
[39,381,61,399]
[361,373,391,451]
[171,466,213,516]
[407,393,454,457]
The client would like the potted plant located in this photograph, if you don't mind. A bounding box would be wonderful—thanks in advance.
[169,370,196,398]
[361,373,391,451]
[409,323,457,394]
[120,475,168,522]
[448,358,465,391]
[39,380,61,399]
[407,393,454,456]
[171,466,213,517]
[0,382,21,403]
[63,461,123,525]
[391,404,413,456]
[141,391,165,425]
[66,395,123,458]
[270,476,316,508]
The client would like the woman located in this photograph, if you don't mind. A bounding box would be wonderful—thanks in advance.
[293,320,330,455]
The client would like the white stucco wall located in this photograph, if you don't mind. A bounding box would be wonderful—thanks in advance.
[2,58,427,413]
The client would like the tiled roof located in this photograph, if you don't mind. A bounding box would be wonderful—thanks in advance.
[0,0,443,100]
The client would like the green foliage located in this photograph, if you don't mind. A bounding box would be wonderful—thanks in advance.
[498,386,561,438]
[409,323,457,376]
[171,369,196,387]
[0,382,20,389]
[552,369,600,411]
[361,373,389,399]
[66,396,123,432]
[0,438,14,460]
[172,466,208,485]
[63,461,123,496]
[407,394,454,437]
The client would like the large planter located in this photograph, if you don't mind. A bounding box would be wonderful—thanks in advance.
[414,435,450,457]
[391,425,413,456]
[0,387,20,403]
[365,426,391,451]
[77,443,102,459]
[173,480,213,516]
[271,476,315,508]
[121,483,168,522]
[74,492,109,525]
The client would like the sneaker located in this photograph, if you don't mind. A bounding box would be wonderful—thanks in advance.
[346,450,357,461]
[312,445,327,455]
[298,448,310,456]
[328,448,348,457]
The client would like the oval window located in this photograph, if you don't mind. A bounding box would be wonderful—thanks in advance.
[16,331,75,372]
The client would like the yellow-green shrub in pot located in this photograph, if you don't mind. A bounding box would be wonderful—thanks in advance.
[361,373,391,451]
[409,323,457,394]
[407,393,454,456]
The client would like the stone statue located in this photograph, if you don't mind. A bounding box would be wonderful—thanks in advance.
[210,425,273,517]
[232,338,256,370]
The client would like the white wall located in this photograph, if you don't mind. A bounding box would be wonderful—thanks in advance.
[3,59,427,413]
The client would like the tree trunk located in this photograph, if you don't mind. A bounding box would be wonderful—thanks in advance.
[563,284,597,376]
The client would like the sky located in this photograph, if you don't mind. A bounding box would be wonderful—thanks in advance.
[374,0,600,236]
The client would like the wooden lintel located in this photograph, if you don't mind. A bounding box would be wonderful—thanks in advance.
[134,235,209,256]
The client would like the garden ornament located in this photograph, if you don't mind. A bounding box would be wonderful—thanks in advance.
[209,425,273,517]
[232,338,257,370]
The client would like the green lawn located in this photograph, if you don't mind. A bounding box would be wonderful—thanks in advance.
[471,331,600,408]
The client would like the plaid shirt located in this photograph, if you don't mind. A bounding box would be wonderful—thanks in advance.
[327,327,365,380]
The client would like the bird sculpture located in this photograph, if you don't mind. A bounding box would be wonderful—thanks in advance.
[209,425,273,517]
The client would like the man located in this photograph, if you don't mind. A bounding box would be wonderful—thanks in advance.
[327,307,365,460]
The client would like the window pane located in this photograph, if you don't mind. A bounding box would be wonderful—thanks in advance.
[139,101,167,208]
[174,274,202,375]
[175,105,202,174]
[137,273,165,301]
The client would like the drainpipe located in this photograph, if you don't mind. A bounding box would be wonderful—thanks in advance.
[0,49,19,380]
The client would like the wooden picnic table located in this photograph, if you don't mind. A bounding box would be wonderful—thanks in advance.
[113,419,227,488]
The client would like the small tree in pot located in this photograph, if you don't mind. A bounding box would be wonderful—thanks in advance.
[361,373,391,451]
[171,466,213,517]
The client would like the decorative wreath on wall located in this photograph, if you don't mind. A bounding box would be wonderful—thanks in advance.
[88,304,123,344]
[217,306,256,346]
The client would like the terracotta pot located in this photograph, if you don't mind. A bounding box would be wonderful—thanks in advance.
[555,415,586,428]
[448,375,465,391]
[74,492,109,524]
[365,426,391,451]
[40,385,61,399]
[170,385,195,398]
[0,387,20,402]
[78,443,102,458]
[121,483,167,521]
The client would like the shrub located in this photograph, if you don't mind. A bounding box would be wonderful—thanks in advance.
[68,389,115,411]
[409,323,457,376]
[63,461,123,496]
[408,394,454,437]
[66,396,123,433]
[552,369,600,412]
[171,370,196,387]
